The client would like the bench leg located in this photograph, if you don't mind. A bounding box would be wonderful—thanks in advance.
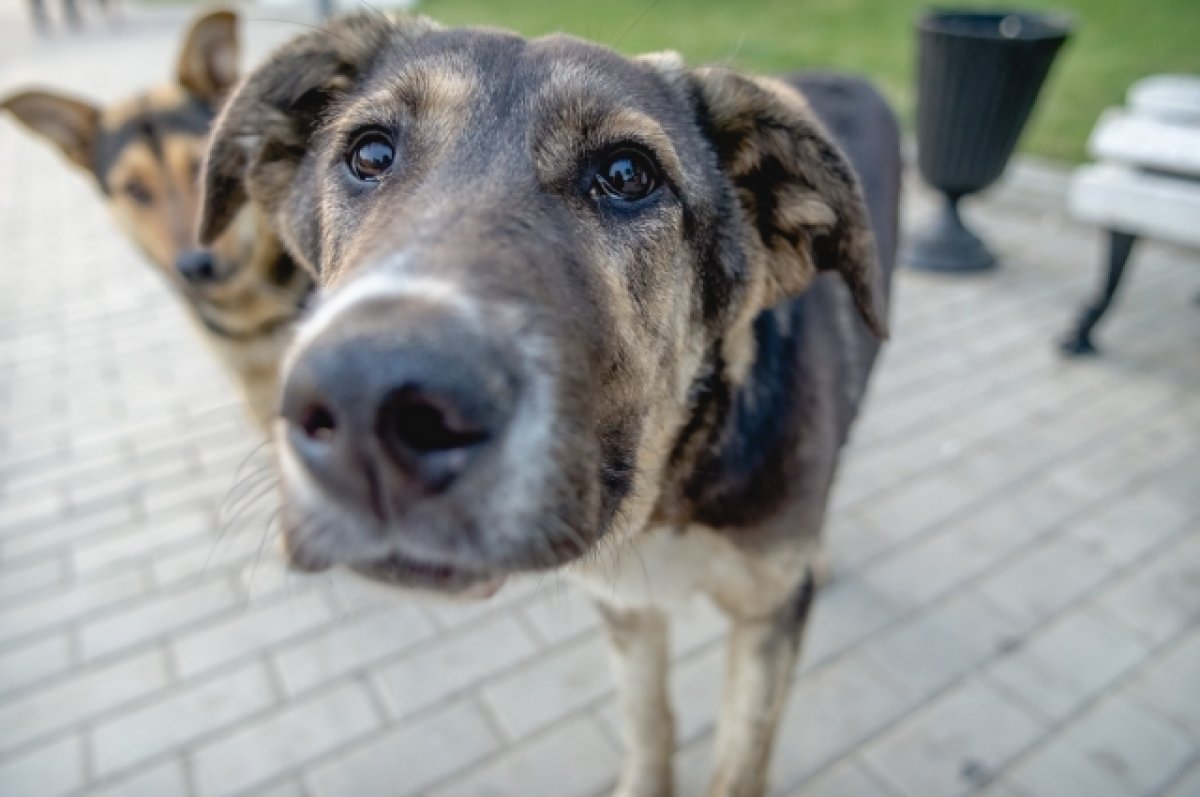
[1060,230,1137,356]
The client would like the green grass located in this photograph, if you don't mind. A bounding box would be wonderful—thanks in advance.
[418,0,1200,163]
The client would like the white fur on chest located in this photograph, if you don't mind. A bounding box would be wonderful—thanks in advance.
[569,525,813,616]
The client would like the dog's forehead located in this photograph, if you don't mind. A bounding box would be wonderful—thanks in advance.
[366,27,678,118]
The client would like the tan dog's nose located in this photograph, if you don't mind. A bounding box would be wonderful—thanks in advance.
[175,249,220,285]
[280,303,518,506]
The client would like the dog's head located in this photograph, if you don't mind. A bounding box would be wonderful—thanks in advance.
[199,14,886,594]
[1,10,310,337]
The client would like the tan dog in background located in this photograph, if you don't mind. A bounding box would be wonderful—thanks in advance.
[1,10,310,427]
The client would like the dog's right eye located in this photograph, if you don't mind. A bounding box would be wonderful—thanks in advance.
[347,132,395,182]
[123,180,153,206]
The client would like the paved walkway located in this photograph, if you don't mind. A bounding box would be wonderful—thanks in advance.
[1,6,1199,797]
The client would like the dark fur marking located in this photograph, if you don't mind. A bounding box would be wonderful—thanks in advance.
[93,98,214,191]
[268,250,300,287]
[597,419,641,528]
[783,566,816,630]
[682,307,800,528]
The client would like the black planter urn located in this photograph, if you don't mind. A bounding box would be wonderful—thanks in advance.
[906,9,1072,272]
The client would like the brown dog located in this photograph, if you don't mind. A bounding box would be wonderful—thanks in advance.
[1,10,310,427]
[199,13,899,796]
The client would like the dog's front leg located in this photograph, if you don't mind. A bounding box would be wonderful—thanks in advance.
[707,573,815,797]
[597,602,675,797]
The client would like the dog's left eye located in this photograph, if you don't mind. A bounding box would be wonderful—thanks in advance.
[593,149,660,202]
[347,131,395,182]
[123,180,153,206]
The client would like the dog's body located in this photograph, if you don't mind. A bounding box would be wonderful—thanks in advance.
[198,14,899,796]
[573,73,900,796]
[1,11,309,427]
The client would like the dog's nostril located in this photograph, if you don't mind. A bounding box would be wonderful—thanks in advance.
[175,250,218,284]
[378,387,488,456]
[300,404,337,441]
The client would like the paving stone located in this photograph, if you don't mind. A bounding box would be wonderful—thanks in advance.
[1162,758,1200,797]
[1011,694,1193,797]
[0,632,71,700]
[373,614,538,719]
[862,678,1047,797]
[429,715,619,797]
[150,537,253,589]
[0,487,67,538]
[521,583,603,646]
[977,534,1117,631]
[0,554,65,601]
[274,604,436,696]
[784,758,896,797]
[173,590,335,678]
[80,578,240,661]
[72,509,210,574]
[1068,485,1191,567]
[857,469,981,548]
[247,780,307,797]
[800,573,900,671]
[0,500,139,563]
[1121,627,1200,740]
[307,698,498,797]
[481,635,613,740]
[673,733,715,797]
[88,760,190,797]
[0,734,83,797]
[1094,534,1200,646]
[861,591,1022,700]
[988,607,1149,723]
[91,660,276,777]
[193,681,379,797]
[0,649,168,754]
[769,654,914,791]
[823,509,893,570]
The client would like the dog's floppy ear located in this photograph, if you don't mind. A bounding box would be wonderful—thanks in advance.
[1,91,100,172]
[177,9,240,104]
[199,13,439,262]
[689,67,887,338]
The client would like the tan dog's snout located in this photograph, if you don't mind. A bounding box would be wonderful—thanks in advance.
[280,296,521,525]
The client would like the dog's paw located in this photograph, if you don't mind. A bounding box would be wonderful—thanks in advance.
[704,770,767,797]
[611,768,673,797]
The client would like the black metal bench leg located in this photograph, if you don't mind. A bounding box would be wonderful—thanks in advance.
[1060,230,1137,356]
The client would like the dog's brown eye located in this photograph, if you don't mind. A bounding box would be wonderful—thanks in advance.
[594,149,659,202]
[347,132,395,182]
[124,180,153,206]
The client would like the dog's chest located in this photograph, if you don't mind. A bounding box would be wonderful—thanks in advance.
[569,524,812,616]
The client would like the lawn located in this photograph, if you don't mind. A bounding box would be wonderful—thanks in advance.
[419,0,1200,163]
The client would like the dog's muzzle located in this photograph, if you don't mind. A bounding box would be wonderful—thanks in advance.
[277,294,521,594]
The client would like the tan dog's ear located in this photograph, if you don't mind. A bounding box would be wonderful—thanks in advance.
[177,9,240,104]
[1,91,100,172]
[688,67,887,338]
[199,13,438,262]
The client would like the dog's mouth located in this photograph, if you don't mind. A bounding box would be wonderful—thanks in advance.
[287,534,508,598]
[350,552,506,597]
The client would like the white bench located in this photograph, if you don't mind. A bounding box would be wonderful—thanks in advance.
[1061,75,1200,354]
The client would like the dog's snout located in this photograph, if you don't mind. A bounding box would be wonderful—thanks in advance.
[175,249,218,284]
[281,300,517,504]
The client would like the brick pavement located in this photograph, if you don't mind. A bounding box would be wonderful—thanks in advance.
[1,6,1199,797]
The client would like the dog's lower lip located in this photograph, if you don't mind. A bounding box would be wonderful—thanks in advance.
[349,552,501,593]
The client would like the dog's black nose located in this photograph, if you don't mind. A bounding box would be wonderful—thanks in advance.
[175,250,218,284]
[280,302,517,505]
